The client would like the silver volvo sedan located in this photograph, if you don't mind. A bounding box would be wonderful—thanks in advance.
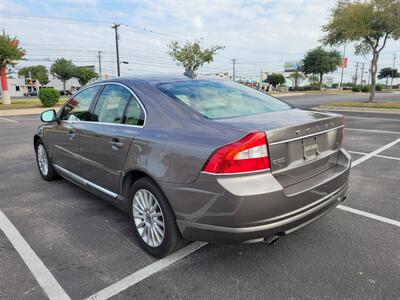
[34,74,351,257]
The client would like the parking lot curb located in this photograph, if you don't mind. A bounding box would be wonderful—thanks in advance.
[313,106,400,114]
[0,106,61,117]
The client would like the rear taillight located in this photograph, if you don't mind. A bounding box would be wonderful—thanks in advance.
[202,131,270,174]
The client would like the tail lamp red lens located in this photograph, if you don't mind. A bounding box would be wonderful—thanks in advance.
[202,131,270,174]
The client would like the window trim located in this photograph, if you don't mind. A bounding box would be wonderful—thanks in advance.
[58,82,147,128]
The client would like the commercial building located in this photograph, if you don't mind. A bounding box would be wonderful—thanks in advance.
[1,76,81,97]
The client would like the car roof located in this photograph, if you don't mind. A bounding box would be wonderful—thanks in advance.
[94,74,225,86]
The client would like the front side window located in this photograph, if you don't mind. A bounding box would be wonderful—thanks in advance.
[158,80,291,119]
[60,86,100,121]
[92,85,132,124]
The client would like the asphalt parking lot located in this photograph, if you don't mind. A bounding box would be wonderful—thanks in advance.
[1,110,399,300]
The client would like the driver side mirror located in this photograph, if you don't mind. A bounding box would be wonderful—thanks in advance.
[41,109,57,122]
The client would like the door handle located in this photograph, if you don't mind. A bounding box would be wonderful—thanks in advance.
[68,130,76,141]
[110,138,124,150]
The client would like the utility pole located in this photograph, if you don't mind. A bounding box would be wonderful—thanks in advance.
[112,23,121,77]
[354,62,359,85]
[360,63,365,85]
[390,54,396,88]
[339,43,346,90]
[232,59,236,81]
[98,51,102,80]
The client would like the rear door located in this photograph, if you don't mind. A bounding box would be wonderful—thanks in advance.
[76,83,145,195]
[47,86,101,174]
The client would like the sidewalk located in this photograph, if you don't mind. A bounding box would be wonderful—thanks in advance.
[0,106,61,117]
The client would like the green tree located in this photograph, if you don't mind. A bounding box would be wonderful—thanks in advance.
[378,67,400,87]
[18,65,49,86]
[265,73,286,88]
[302,47,341,89]
[74,67,98,86]
[289,71,305,88]
[50,58,75,96]
[0,34,25,104]
[168,39,224,72]
[307,74,320,86]
[322,0,400,102]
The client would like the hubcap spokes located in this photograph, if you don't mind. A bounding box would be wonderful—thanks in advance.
[132,189,165,247]
[37,144,48,176]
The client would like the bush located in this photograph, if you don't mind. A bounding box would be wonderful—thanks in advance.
[375,83,384,91]
[352,85,361,92]
[361,85,371,93]
[39,87,60,107]
[289,86,320,92]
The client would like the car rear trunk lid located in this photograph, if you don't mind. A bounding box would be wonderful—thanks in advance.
[266,114,344,188]
[214,108,344,189]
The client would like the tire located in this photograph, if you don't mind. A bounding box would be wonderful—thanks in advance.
[35,140,59,181]
[128,177,186,257]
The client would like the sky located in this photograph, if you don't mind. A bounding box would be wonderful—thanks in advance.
[1,0,399,84]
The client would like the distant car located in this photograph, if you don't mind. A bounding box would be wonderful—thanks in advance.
[59,90,72,96]
[34,75,351,257]
[23,90,38,97]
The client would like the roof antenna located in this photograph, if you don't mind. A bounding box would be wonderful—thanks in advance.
[184,70,196,79]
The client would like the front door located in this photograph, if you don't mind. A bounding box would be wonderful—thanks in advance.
[48,86,102,174]
[77,83,145,194]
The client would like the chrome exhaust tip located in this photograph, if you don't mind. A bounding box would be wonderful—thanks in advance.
[263,234,280,245]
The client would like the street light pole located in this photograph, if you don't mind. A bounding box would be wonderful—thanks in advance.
[391,54,396,88]
[339,43,346,90]
[360,63,365,85]
[232,59,236,81]
[354,62,359,85]
[98,51,102,80]
[112,23,121,77]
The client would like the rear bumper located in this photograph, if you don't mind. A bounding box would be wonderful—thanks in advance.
[177,184,347,243]
[160,148,351,243]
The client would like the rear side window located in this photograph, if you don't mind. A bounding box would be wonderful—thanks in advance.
[158,80,291,119]
[124,98,145,126]
[92,85,132,124]
[60,86,100,121]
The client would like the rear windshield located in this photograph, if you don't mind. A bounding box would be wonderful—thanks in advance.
[158,80,291,119]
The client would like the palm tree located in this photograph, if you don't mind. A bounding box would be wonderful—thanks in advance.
[0,34,25,104]
[289,71,305,88]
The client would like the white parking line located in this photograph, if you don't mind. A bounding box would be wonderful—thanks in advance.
[349,151,400,161]
[348,150,368,155]
[0,117,18,123]
[0,210,71,300]
[85,241,207,300]
[346,116,400,122]
[345,128,400,135]
[351,137,400,167]
[337,205,400,228]
[375,154,400,161]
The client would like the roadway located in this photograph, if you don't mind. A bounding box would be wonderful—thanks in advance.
[278,91,400,108]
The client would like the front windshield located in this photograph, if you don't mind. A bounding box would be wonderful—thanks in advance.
[158,80,291,119]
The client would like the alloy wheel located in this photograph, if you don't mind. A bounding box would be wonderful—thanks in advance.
[37,144,49,176]
[132,189,165,247]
